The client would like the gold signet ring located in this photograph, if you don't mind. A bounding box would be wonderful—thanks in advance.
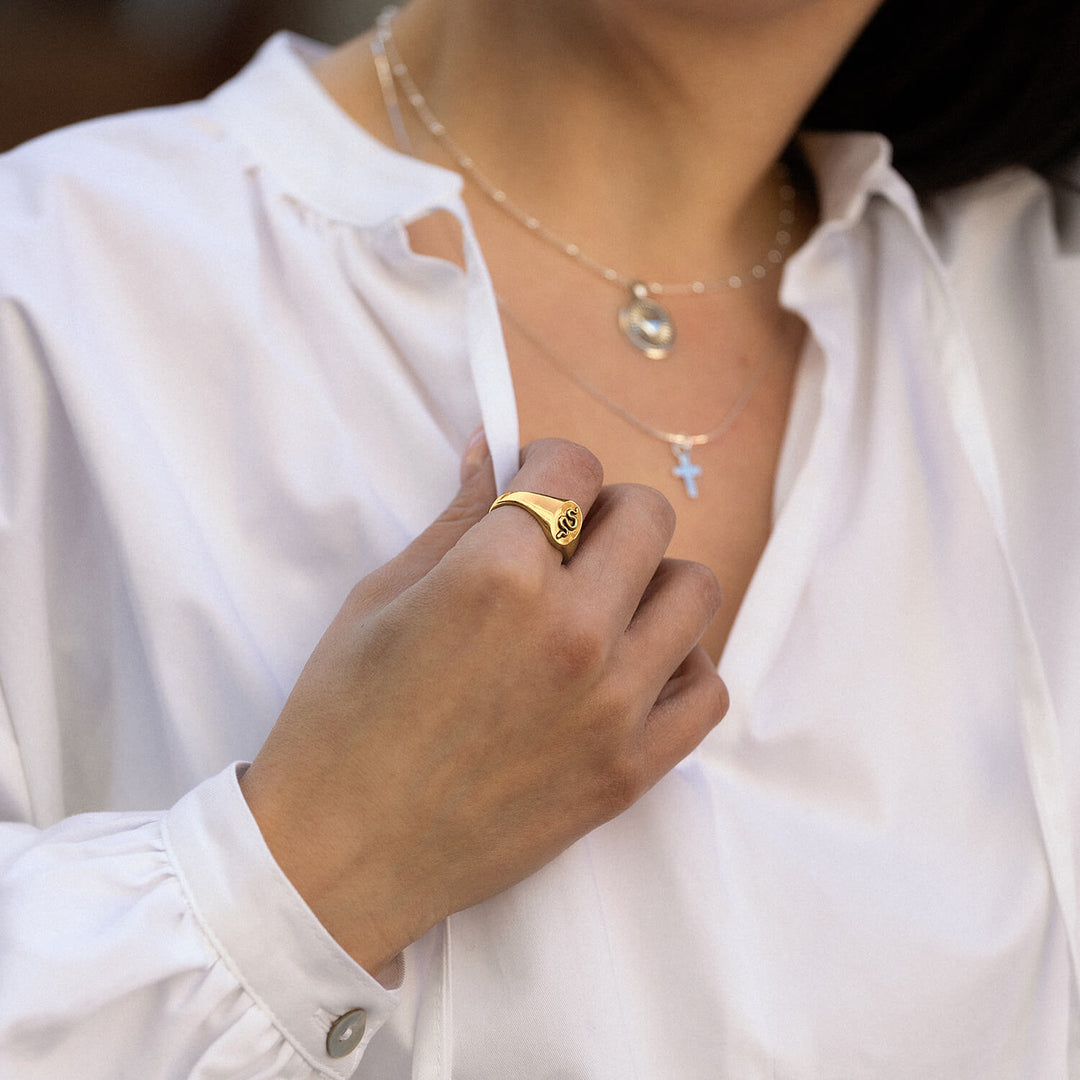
[488,491,583,562]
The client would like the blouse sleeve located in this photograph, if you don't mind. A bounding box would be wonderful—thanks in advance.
[0,113,401,1079]
[0,742,401,1080]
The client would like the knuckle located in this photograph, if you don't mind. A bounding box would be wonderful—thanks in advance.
[684,559,723,609]
[592,750,645,816]
[561,441,604,490]
[341,582,377,621]
[438,492,490,530]
[682,671,730,730]
[639,484,677,537]
[526,438,603,491]
[546,615,609,680]
[340,570,398,620]
[467,546,546,605]
[609,483,676,541]
[595,675,637,725]
[707,675,731,720]
[578,679,637,756]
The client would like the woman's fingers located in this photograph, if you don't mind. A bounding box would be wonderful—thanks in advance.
[583,559,727,801]
[623,557,723,694]
[567,483,678,633]
[642,645,729,773]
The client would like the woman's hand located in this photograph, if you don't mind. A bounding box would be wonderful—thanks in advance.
[240,437,728,974]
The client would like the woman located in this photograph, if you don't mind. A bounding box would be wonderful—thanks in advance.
[1,0,1078,1075]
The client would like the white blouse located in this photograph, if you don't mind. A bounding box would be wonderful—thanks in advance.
[0,32,1078,1080]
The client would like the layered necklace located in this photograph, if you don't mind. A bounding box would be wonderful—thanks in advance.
[375,10,797,361]
[371,9,798,497]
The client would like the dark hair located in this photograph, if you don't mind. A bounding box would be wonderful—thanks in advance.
[804,0,1080,195]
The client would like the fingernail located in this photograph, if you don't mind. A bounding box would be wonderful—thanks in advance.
[460,428,489,482]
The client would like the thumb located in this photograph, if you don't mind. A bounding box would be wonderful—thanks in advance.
[347,431,496,614]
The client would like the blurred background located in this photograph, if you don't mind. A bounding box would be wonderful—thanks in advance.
[0,0,386,152]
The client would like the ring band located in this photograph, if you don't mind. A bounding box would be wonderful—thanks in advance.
[488,490,583,562]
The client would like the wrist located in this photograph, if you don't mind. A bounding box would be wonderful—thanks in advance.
[239,764,433,973]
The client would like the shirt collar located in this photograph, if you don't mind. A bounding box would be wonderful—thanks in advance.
[798,130,927,243]
[781,130,942,320]
[207,32,465,229]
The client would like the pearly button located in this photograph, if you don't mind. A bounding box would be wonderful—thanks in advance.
[326,1008,367,1058]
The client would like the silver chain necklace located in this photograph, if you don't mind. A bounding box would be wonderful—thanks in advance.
[496,300,775,498]
[374,9,798,361]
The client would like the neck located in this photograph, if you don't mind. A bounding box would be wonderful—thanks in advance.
[320,0,880,280]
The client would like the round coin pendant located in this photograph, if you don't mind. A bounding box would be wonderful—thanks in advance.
[618,282,676,360]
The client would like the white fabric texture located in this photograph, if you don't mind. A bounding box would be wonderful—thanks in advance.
[0,31,1078,1079]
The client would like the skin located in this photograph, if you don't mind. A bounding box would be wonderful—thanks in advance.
[243,0,885,973]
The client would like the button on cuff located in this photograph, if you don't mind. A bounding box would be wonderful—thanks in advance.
[163,766,402,1074]
[327,1008,367,1058]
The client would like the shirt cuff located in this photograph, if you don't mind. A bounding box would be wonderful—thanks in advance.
[162,764,400,1075]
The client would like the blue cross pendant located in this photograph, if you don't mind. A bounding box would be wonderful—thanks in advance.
[671,442,702,499]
